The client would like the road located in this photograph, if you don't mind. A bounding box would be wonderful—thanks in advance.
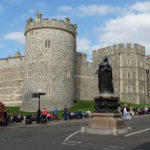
[0,115,150,150]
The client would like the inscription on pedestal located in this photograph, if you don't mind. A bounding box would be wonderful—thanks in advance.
[94,95,119,113]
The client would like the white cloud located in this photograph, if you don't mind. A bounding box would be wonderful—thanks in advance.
[97,13,150,54]
[58,4,121,17]
[131,1,150,13]
[77,38,100,54]
[58,6,73,12]
[77,5,121,16]
[3,32,25,44]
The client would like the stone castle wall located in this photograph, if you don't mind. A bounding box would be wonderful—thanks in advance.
[0,55,24,106]
[74,52,97,101]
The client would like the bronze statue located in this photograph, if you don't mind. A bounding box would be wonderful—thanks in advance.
[96,56,114,93]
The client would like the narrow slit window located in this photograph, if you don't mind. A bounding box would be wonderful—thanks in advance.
[45,40,50,48]
[0,76,3,82]
[48,87,51,94]
[66,68,70,78]
[27,70,32,78]
[45,41,47,47]
[48,41,50,47]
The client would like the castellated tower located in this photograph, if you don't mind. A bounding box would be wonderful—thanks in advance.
[21,12,77,112]
[92,43,149,104]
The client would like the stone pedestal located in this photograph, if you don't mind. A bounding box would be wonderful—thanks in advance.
[89,113,124,129]
[81,94,131,135]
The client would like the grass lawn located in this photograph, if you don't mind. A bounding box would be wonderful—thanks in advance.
[6,100,150,119]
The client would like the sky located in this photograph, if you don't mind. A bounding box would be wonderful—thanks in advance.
[0,0,150,60]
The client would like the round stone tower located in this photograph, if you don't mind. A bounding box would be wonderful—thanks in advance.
[21,12,77,112]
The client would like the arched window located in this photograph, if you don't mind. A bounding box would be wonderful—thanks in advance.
[27,70,32,78]
[45,40,50,48]
[140,86,144,93]
[127,85,132,93]
[66,68,70,78]
[127,72,132,79]
[127,59,131,65]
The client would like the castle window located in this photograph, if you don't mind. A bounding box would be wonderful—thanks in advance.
[127,72,132,79]
[127,59,131,65]
[140,86,144,93]
[66,68,70,78]
[0,76,3,82]
[45,40,50,48]
[48,87,51,94]
[27,70,32,78]
[127,85,132,93]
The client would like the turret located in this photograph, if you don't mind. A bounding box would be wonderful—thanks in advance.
[21,12,77,112]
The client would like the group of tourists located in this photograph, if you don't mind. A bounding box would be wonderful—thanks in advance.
[2,103,150,126]
[0,110,24,127]
[118,104,150,120]
[26,107,59,124]
[0,107,59,126]
[63,105,92,121]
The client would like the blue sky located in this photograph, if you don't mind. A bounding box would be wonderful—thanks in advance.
[0,0,150,60]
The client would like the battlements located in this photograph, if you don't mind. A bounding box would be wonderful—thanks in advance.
[93,43,145,59]
[25,12,77,36]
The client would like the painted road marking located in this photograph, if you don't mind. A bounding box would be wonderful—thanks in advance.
[68,141,81,144]
[125,127,150,137]
[62,130,81,145]
[103,145,125,150]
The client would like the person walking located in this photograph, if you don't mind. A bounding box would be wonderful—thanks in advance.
[3,109,8,127]
[123,104,131,120]
[54,107,58,120]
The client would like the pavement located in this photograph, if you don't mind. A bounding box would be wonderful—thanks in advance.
[0,115,150,150]
[0,118,89,129]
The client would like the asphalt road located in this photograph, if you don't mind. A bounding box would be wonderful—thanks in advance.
[0,116,150,150]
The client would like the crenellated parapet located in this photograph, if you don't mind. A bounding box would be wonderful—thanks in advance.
[25,11,77,36]
[93,43,145,61]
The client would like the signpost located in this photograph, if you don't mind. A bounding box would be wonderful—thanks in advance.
[32,92,46,111]
[31,92,46,123]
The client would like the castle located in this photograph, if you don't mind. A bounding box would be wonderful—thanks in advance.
[0,12,150,112]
